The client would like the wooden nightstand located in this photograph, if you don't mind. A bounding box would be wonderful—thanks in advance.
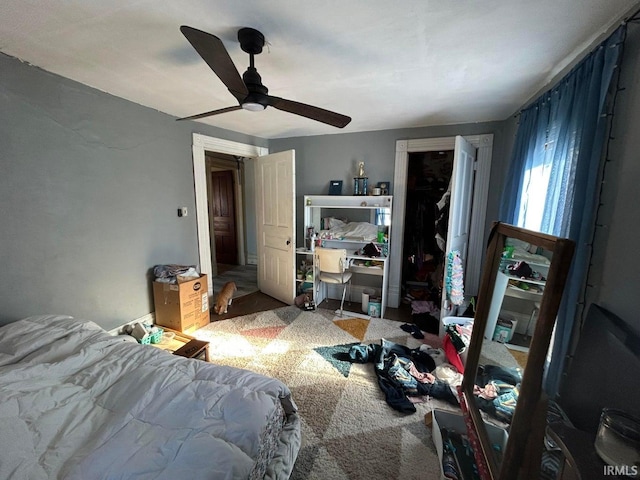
[154,327,210,362]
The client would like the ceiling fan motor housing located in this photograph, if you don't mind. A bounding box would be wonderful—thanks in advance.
[241,67,269,109]
[238,28,269,109]
[238,27,265,55]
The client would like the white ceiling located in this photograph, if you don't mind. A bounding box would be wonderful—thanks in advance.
[1,0,639,139]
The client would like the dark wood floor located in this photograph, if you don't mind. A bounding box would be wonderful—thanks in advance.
[209,291,286,321]
[209,290,413,323]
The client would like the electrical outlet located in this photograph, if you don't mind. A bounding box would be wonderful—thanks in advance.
[178,207,188,217]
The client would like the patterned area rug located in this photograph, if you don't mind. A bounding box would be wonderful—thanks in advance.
[193,306,461,480]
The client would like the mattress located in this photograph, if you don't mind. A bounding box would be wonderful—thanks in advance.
[0,315,300,479]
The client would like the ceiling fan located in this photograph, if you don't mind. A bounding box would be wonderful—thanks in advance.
[177,26,351,128]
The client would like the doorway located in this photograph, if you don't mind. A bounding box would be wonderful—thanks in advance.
[205,151,260,299]
[389,134,494,311]
[402,150,454,329]
[192,133,268,299]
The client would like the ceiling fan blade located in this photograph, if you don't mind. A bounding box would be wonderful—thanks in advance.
[176,105,242,121]
[180,26,248,101]
[267,96,351,128]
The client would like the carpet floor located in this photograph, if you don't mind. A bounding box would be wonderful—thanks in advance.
[193,306,463,480]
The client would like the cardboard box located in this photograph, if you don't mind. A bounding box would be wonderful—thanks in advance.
[430,408,508,480]
[153,274,210,333]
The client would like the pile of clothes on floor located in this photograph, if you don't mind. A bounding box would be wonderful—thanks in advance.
[409,299,441,334]
[347,338,462,414]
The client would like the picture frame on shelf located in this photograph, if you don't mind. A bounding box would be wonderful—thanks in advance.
[376,181,390,195]
[328,180,343,195]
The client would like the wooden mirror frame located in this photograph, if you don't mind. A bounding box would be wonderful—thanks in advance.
[460,222,575,479]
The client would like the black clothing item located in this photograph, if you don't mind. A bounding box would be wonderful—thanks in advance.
[348,339,457,414]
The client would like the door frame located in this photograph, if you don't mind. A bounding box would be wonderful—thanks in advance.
[192,133,268,298]
[390,134,493,307]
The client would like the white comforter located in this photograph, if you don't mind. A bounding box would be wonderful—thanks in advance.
[0,315,300,480]
[321,218,379,241]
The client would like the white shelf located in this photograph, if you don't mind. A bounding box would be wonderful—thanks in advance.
[305,195,392,209]
[302,195,393,316]
[485,270,547,340]
[349,265,384,276]
[505,284,543,301]
[503,273,546,287]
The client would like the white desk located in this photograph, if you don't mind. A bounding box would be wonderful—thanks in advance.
[299,195,393,317]
[297,247,389,316]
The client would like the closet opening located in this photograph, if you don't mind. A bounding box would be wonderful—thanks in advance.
[401,149,454,332]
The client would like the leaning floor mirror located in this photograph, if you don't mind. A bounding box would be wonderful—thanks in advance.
[460,222,575,479]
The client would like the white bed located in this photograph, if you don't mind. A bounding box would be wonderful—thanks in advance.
[0,315,300,480]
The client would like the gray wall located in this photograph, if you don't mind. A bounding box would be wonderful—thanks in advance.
[270,121,514,250]
[0,52,266,331]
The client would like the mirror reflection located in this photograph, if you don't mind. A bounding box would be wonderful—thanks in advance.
[459,223,575,479]
[487,237,551,352]
[472,238,551,427]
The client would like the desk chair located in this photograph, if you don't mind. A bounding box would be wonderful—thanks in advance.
[314,247,352,317]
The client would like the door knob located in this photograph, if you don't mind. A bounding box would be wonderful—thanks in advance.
[286,239,291,245]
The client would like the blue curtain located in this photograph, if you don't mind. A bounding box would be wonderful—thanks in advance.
[499,25,626,396]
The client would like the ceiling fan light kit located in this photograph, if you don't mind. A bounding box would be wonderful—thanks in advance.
[178,25,351,128]
[242,101,266,112]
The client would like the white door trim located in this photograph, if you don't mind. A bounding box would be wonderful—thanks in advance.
[192,133,268,297]
[390,134,493,307]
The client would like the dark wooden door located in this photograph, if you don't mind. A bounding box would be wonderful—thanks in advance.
[211,170,238,265]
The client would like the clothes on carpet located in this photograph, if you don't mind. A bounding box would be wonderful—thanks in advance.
[411,312,440,334]
[348,339,458,414]
[405,300,441,335]
[433,364,463,387]
[400,323,424,339]
[419,344,446,366]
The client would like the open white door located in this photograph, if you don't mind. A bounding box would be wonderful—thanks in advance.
[255,150,296,304]
[441,135,476,317]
